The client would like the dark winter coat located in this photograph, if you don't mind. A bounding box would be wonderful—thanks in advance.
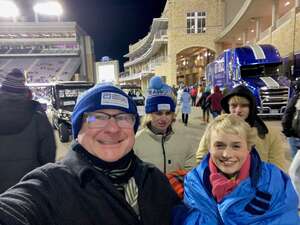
[0,94,56,193]
[282,92,300,137]
[0,143,180,225]
[199,91,210,110]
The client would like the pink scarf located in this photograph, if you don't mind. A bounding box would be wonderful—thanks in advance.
[209,154,250,202]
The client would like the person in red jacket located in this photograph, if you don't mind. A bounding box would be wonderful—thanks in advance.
[207,86,223,118]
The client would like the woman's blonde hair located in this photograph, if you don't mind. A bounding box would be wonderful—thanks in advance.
[204,114,257,150]
[228,96,250,105]
[141,112,176,128]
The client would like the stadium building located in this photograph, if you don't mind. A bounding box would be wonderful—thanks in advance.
[0,1,95,89]
[121,0,300,90]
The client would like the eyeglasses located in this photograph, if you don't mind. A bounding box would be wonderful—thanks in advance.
[84,112,136,129]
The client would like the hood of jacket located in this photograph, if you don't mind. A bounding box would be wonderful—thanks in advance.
[221,85,268,137]
[0,94,36,135]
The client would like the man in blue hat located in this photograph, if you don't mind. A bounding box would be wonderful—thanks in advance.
[0,83,179,225]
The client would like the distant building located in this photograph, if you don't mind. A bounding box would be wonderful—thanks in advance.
[122,0,300,90]
[95,60,119,84]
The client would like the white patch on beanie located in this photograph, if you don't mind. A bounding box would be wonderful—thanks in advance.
[101,92,129,109]
[157,104,170,111]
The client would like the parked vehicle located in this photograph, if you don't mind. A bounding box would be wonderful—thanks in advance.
[120,84,145,116]
[51,81,94,142]
[206,44,289,116]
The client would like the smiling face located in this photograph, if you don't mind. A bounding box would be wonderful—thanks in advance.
[150,110,174,133]
[209,130,250,177]
[77,109,135,162]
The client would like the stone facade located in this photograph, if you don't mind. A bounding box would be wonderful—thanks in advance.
[123,0,300,89]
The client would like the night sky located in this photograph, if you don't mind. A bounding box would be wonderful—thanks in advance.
[18,0,167,71]
[64,0,168,69]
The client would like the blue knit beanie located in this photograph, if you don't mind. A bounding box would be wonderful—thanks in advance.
[0,68,27,94]
[145,76,176,113]
[71,84,140,139]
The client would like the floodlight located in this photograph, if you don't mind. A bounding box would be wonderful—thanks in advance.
[33,1,63,16]
[0,0,19,18]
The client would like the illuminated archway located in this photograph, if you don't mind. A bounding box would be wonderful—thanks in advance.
[176,47,215,86]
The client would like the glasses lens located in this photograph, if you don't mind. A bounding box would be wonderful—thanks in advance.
[115,114,135,128]
[86,113,109,128]
[85,112,135,129]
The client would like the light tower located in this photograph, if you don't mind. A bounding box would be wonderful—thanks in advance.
[0,0,20,22]
[33,1,63,22]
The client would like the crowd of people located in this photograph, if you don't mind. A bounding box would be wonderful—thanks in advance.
[0,69,299,224]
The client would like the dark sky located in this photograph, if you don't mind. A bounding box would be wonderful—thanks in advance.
[17,0,167,71]
[62,0,167,71]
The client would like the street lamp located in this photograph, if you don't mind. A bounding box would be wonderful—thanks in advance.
[33,1,63,22]
[0,0,20,22]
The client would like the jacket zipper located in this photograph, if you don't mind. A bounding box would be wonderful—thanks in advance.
[161,136,166,173]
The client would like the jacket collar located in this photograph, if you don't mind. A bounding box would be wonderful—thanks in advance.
[61,141,155,187]
[145,123,174,142]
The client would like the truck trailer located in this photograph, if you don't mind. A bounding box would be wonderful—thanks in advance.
[205,44,289,116]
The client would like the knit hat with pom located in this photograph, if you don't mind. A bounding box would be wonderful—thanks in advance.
[145,76,176,113]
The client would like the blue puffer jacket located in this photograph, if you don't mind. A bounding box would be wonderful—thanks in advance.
[175,149,300,225]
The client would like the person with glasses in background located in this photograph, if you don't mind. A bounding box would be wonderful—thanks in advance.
[0,84,180,225]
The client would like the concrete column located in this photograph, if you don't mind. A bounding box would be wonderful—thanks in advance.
[272,0,279,28]
[255,18,261,41]
[242,31,247,45]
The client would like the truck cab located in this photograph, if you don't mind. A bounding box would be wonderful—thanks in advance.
[206,44,289,116]
[51,81,94,142]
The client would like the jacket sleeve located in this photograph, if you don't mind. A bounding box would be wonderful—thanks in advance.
[184,141,196,171]
[36,112,56,164]
[266,129,288,172]
[282,95,298,137]
[195,136,209,165]
[0,168,56,225]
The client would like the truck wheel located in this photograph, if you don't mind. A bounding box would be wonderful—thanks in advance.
[58,123,69,143]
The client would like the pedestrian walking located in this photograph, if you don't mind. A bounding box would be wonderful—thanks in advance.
[196,85,287,171]
[173,114,300,225]
[206,85,223,118]
[181,88,191,126]
[0,83,180,225]
[0,68,56,194]
[198,86,211,123]
[282,79,300,158]
[190,86,197,106]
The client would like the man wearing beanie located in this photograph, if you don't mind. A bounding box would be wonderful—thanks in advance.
[0,68,56,194]
[134,76,196,174]
[0,83,180,225]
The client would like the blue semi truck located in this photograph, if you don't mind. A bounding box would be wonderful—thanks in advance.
[205,44,289,116]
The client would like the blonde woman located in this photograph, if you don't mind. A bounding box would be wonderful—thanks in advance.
[196,85,287,171]
[173,114,299,225]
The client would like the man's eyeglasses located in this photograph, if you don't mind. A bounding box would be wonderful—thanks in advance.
[84,112,136,129]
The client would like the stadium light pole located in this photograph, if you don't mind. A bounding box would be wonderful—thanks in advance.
[0,0,20,22]
[33,1,63,22]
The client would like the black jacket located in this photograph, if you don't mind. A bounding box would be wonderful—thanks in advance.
[221,85,268,138]
[0,144,180,225]
[282,91,300,137]
[0,94,56,193]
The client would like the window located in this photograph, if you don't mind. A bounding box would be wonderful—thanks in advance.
[187,11,206,34]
